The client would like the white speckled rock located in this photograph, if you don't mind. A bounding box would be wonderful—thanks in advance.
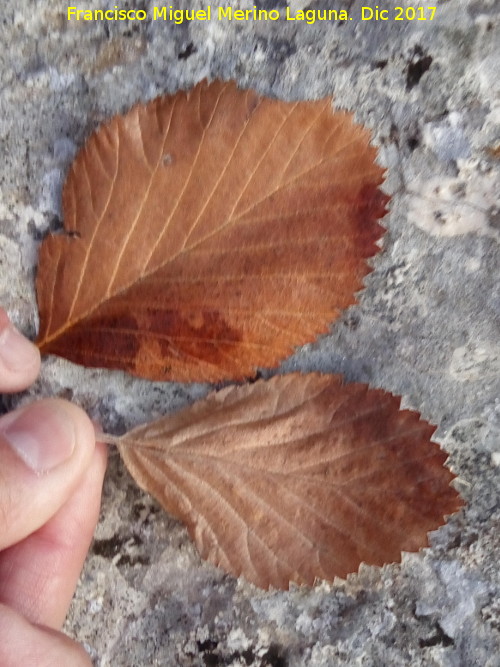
[1,0,499,665]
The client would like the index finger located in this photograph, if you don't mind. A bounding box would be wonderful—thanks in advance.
[0,308,40,392]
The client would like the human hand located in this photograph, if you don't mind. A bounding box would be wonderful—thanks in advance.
[0,308,107,666]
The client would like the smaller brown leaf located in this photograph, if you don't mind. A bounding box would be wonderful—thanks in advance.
[110,374,462,589]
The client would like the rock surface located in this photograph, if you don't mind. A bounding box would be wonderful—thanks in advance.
[1,0,499,665]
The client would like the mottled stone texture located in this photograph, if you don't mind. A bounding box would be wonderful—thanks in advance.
[1,0,499,665]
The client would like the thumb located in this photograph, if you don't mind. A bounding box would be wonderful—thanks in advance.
[0,603,92,666]
[0,399,96,550]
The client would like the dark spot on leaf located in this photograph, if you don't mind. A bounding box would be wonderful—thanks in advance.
[145,308,242,366]
[42,311,141,371]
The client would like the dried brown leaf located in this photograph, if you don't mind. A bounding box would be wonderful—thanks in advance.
[36,80,387,381]
[113,373,462,589]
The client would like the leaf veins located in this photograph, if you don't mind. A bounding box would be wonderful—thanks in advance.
[109,373,463,589]
[36,80,387,381]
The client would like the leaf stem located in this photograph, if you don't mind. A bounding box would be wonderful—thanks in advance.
[95,429,122,446]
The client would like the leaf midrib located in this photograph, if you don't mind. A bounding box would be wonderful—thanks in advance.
[39,94,379,349]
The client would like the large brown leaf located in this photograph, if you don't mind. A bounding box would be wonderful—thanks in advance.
[36,80,387,381]
[110,374,462,589]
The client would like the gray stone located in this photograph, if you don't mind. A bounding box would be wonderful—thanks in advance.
[1,0,499,665]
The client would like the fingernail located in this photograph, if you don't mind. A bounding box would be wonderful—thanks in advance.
[1,403,76,473]
[0,324,40,372]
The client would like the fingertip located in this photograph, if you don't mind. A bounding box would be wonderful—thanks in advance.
[89,439,109,492]
[53,400,97,467]
[0,422,108,629]
[95,438,109,462]
[0,604,92,667]
[1,399,95,475]
[0,308,40,392]
[0,399,99,550]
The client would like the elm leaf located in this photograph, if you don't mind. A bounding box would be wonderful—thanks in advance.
[36,80,387,381]
[107,373,462,589]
